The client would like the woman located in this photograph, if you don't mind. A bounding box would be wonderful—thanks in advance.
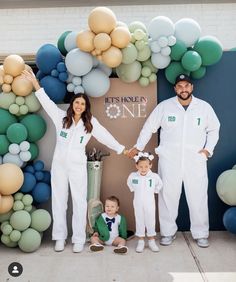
[22,70,126,253]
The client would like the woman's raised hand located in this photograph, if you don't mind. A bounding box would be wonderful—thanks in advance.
[22,70,41,91]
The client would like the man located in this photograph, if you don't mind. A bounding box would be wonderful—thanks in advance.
[128,74,220,248]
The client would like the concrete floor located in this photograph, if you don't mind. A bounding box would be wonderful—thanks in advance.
[0,231,236,282]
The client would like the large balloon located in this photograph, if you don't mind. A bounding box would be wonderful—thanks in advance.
[175,18,201,47]
[0,108,17,134]
[0,195,14,214]
[193,36,223,66]
[121,43,138,64]
[57,31,72,56]
[94,33,111,51]
[40,76,67,103]
[216,170,236,205]
[3,55,25,77]
[11,75,33,97]
[76,30,95,52]
[165,61,190,84]
[0,163,24,195]
[148,16,174,40]
[110,27,131,49]
[181,50,202,72]
[18,228,41,252]
[116,61,142,83]
[170,40,187,61]
[223,208,236,234]
[101,46,122,68]
[88,7,117,34]
[151,53,171,69]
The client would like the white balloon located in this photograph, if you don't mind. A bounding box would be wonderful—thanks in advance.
[9,143,20,155]
[168,35,176,46]
[161,46,171,56]
[151,53,171,69]
[74,85,85,94]
[65,48,93,76]
[19,141,30,151]
[64,31,80,52]
[97,64,112,76]
[175,18,201,47]
[67,83,75,92]
[148,16,174,41]
[150,41,161,53]
[19,151,31,162]
[66,72,74,83]
[72,76,82,86]
[158,36,168,48]
[3,152,24,167]
[82,69,110,97]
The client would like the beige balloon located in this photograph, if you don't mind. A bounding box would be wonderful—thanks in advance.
[4,74,14,84]
[2,83,12,93]
[94,33,111,51]
[102,46,122,68]
[76,30,95,52]
[0,163,24,195]
[25,64,33,72]
[110,27,131,49]
[0,194,14,214]
[11,75,33,96]
[88,7,117,34]
[3,55,25,77]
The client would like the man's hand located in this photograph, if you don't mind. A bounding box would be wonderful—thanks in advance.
[199,149,210,159]
[127,147,139,158]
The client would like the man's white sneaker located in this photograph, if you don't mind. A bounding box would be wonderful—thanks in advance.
[160,234,176,246]
[148,239,159,252]
[196,238,209,248]
[54,240,65,252]
[73,243,84,253]
[136,240,145,253]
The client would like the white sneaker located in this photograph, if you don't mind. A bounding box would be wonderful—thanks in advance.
[54,240,65,252]
[148,239,159,252]
[196,238,209,248]
[160,234,176,246]
[136,240,145,253]
[73,243,84,253]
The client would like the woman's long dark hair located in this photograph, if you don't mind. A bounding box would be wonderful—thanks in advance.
[63,93,93,133]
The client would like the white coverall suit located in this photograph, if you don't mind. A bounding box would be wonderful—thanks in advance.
[35,88,124,244]
[127,170,163,237]
[135,96,220,239]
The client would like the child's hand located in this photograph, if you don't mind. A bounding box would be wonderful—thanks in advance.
[93,232,99,237]
[21,70,41,91]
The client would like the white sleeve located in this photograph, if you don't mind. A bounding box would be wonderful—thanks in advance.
[135,104,163,151]
[204,105,220,157]
[35,88,65,124]
[127,173,135,192]
[154,174,163,193]
[91,117,125,154]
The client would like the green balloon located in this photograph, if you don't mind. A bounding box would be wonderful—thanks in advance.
[13,200,24,211]
[18,228,41,252]
[20,114,46,142]
[139,77,149,87]
[19,105,29,115]
[22,194,33,206]
[116,61,142,83]
[1,221,9,231]
[181,50,202,72]
[0,210,13,223]
[4,240,18,248]
[10,210,31,231]
[165,61,190,84]
[25,92,41,112]
[9,104,20,115]
[30,209,52,232]
[14,192,24,201]
[1,234,11,245]
[142,59,157,73]
[170,40,187,61]
[121,43,138,64]
[24,205,33,212]
[29,143,39,161]
[141,66,152,77]
[6,123,28,144]
[137,46,151,62]
[133,29,146,41]
[57,30,71,56]
[0,109,17,134]
[15,96,25,106]
[2,224,13,235]
[135,39,146,50]
[230,47,236,51]
[191,66,206,79]
[0,92,15,109]
[0,135,10,155]
[10,230,21,242]
[216,170,236,205]
[193,36,223,66]
[129,21,147,33]
[149,73,157,83]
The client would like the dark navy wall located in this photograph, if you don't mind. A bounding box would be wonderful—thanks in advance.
[157,51,236,230]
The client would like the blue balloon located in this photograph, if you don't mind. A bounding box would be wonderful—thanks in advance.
[32,182,51,203]
[42,171,51,184]
[36,70,46,80]
[24,165,35,174]
[58,72,68,82]
[51,69,59,77]
[57,62,67,72]
[20,172,37,193]
[36,44,62,74]
[40,76,66,103]
[35,171,44,181]
[223,207,236,234]
[33,160,44,171]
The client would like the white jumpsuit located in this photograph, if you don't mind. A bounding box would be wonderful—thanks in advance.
[135,96,220,239]
[35,88,124,244]
[127,170,163,237]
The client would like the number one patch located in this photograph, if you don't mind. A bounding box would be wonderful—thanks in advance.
[80,136,84,143]
[149,179,152,187]
[197,118,201,126]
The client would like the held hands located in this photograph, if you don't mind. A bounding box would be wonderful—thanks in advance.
[21,70,41,91]
[123,147,140,158]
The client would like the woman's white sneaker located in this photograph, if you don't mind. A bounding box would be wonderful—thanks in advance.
[148,239,159,252]
[73,243,84,253]
[54,240,65,252]
[136,240,145,253]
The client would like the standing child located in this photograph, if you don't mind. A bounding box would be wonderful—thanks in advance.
[127,152,163,253]
[89,196,128,254]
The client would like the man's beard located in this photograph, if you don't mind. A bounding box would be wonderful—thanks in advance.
[176,91,192,101]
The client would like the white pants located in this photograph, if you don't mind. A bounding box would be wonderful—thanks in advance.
[134,200,156,237]
[158,150,209,239]
[51,161,87,244]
